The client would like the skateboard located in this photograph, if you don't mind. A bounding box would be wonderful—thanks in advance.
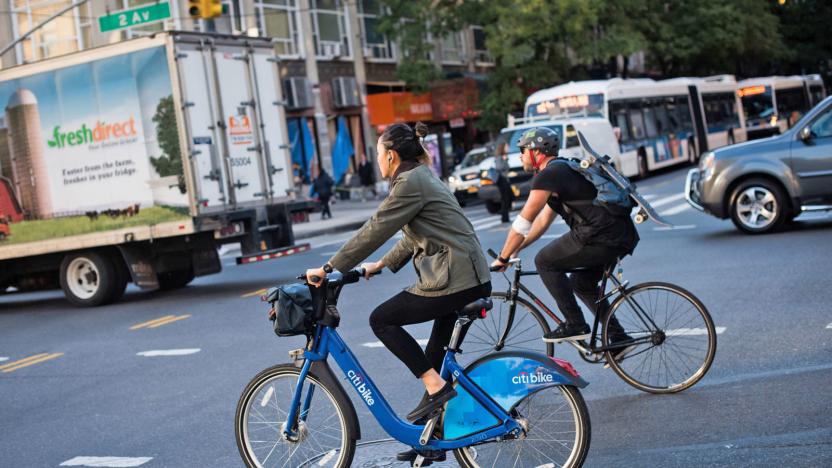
[577,131,674,227]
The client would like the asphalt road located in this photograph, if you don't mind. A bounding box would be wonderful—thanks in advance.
[2,166,831,468]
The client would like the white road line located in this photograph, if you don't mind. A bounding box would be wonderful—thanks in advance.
[136,349,201,357]
[826,323,832,329]
[363,338,429,348]
[643,194,657,200]
[648,193,686,209]
[60,456,153,467]
[0,357,8,362]
[653,224,697,231]
[659,203,692,216]
[666,326,727,336]
[319,251,339,256]
[474,219,504,231]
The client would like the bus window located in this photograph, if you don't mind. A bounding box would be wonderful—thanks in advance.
[809,85,825,106]
[674,96,694,133]
[628,105,647,141]
[703,92,739,130]
[643,103,659,138]
[776,87,809,127]
[609,101,630,142]
[654,102,672,134]
[564,125,579,148]
[741,85,774,124]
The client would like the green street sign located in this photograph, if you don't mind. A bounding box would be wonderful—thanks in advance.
[99,2,171,32]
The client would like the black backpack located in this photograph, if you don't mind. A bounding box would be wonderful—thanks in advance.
[270,283,316,336]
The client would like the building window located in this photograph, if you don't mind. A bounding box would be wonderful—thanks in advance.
[214,0,244,35]
[311,0,350,59]
[470,25,492,64]
[11,0,83,63]
[358,0,393,61]
[440,32,465,64]
[255,0,301,57]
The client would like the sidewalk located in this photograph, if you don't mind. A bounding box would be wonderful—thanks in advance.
[292,197,382,240]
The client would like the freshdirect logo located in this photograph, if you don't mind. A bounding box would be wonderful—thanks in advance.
[347,370,375,406]
[47,117,138,148]
[512,370,554,385]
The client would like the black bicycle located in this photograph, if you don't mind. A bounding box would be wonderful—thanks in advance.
[461,249,717,394]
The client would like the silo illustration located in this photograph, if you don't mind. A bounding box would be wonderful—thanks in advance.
[0,116,11,180]
[5,89,52,219]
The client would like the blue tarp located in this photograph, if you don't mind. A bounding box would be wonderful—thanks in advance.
[331,116,354,184]
[287,118,317,181]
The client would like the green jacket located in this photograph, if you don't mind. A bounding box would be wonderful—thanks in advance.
[328,164,491,297]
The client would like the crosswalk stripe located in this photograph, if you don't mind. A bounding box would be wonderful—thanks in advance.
[653,224,697,231]
[137,349,201,357]
[474,219,504,231]
[648,193,686,208]
[59,456,153,467]
[659,203,691,216]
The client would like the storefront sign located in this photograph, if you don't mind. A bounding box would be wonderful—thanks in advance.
[367,92,434,126]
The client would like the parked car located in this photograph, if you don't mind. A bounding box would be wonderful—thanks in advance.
[478,117,622,214]
[448,147,490,204]
[686,95,832,234]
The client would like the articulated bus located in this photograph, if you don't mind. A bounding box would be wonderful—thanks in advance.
[738,75,827,140]
[524,76,746,178]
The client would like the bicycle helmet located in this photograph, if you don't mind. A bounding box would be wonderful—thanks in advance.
[517,127,560,157]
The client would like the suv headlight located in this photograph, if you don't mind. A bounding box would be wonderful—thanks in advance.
[699,151,716,179]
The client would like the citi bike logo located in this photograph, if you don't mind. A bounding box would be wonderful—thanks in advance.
[512,370,554,385]
[347,370,375,406]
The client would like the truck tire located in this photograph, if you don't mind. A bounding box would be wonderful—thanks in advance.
[485,200,501,214]
[729,178,787,234]
[158,269,195,290]
[109,255,130,303]
[60,252,119,307]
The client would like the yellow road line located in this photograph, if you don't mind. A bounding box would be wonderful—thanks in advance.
[130,315,176,330]
[0,353,49,371]
[241,288,268,298]
[1,353,63,373]
[147,314,191,328]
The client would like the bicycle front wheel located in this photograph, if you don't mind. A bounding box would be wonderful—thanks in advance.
[235,364,357,467]
[453,384,591,468]
[604,282,717,394]
[461,292,553,364]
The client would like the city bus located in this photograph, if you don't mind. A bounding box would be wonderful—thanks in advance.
[738,75,827,140]
[524,76,747,178]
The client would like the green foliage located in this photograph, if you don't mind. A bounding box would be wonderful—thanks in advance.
[149,95,183,177]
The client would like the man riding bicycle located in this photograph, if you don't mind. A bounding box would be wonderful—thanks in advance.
[491,127,639,355]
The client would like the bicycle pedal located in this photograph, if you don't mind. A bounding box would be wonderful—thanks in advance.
[412,455,427,468]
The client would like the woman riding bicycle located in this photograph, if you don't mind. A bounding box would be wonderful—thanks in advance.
[305,122,492,426]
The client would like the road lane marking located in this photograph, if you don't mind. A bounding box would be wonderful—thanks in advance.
[241,288,269,298]
[146,315,191,328]
[137,349,201,357]
[665,326,726,336]
[363,338,429,348]
[474,219,504,231]
[59,456,153,467]
[826,323,832,329]
[648,193,686,208]
[260,386,274,407]
[0,357,8,362]
[659,203,692,216]
[130,315,176,330]
[653,224,697,231]
[0,353,63,373]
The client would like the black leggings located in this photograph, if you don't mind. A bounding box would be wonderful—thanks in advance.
[370,282,492,378]
[534,234,627,335]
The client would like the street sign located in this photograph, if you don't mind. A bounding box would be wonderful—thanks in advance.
[99,2,171,32]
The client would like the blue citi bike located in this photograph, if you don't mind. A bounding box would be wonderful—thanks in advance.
[235,268,592,467]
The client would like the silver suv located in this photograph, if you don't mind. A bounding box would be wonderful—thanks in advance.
[686,95,832,234]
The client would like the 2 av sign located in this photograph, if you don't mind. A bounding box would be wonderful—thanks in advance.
[99,2,171,32]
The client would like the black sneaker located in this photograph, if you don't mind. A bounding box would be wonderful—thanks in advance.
[543,322,591,343]
[604,332,637,369]
[406,382,457,421]
[396,448,446,464]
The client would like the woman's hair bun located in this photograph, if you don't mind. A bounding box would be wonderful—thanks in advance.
[413,122,428,139]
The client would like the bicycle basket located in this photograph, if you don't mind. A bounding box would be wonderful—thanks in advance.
[271,283,316,336]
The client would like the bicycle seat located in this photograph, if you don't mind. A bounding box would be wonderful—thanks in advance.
[456,297,493,319]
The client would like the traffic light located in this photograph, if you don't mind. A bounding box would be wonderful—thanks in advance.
[188,0,223,19]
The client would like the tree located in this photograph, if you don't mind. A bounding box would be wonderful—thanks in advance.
[773,0,832,82]
[149,95,183,178]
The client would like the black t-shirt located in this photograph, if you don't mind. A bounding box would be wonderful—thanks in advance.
[531,159,639,252]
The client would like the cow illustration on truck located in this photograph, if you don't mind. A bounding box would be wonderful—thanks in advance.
[0,32,308,306]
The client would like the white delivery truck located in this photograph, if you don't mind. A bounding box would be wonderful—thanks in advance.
[0,32,309,306]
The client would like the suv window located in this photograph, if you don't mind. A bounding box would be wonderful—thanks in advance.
[809,106,832,139]
[776,87,809,126]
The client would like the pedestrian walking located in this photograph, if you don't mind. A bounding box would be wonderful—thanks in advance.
[311,169,335,219]
[357,154,377,201]
[495,143,513,223]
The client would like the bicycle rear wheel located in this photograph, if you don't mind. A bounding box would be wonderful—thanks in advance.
[461,292,553,365]
[452,384,591,468]
[603,282,716,394]
[235,364,357,467]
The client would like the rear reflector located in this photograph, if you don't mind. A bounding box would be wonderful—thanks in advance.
[236,243,311,265]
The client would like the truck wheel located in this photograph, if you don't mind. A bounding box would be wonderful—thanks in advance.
[485,200,501,214]
[729,178,787,234]
[60,252,118,307]
[109,256,130,302]
[158,269,195,290]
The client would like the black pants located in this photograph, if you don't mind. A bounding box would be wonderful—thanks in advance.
[370,282,492,378]
[319,196,332,219]
[497,176,512,223]
[534,234,626,335]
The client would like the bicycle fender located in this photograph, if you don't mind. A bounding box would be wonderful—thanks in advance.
[309,360,362,440]
[444,351,587,439]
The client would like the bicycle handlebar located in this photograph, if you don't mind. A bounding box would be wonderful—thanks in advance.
[296,268,382,287]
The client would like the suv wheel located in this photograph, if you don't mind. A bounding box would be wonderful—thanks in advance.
[729,178,787,234]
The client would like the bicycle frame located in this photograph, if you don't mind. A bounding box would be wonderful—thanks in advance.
[283,323,523,450]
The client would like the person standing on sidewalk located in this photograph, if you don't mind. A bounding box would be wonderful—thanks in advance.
[357,154,377,201]
[311,169,335,219]
[495,143,513,223]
